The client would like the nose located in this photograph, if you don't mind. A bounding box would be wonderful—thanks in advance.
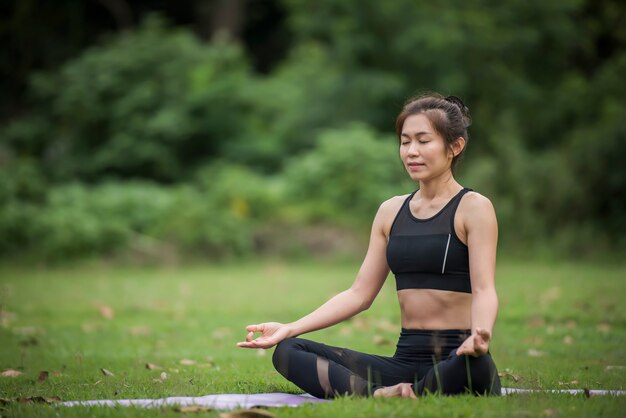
[407,141,420,156]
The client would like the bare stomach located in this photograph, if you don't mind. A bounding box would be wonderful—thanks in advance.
[398,289,472,330]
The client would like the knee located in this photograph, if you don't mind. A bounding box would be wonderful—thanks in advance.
[272,338,300,375]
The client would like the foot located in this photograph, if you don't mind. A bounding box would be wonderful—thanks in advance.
[373,383,417,398]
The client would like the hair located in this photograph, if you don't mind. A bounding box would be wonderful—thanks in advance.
[395,92,472,171]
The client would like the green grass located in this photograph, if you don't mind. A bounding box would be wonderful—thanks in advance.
[1,259,625,417]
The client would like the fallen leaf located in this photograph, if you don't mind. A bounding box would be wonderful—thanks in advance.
[527,348,544,357]
[540,287,561,304]
[51,370,63,377]
[220,409,276,418]
[17,396,61,404]
[597,323,611,333]
[563,335,574,345]
[179,359,196,366]
[558,380,579,385]
[129,325,151,336]
[212,327,233,340]
[37,371,49,382]
[160,372,168,381]
[498,369,522,382]
[527,316,545,328]
[98,305,114,320]
[94,379,102,385]
[565,320,577,329]
[177,405,213,412]
[542,408,558,417]
[375,318,397,333]
[1,369,22,377]
[146,363,162,370]
[339,327,353,336]
[351,317,370,331]
[100,368,115,377]
[372,335,392,346]
[19,336,38,347]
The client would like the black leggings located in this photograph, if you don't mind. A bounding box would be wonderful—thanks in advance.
[272,329,501,398]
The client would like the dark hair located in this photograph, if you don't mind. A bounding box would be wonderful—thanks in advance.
[395,93,472,170]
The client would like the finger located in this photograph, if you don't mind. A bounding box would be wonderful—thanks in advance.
[476,328,491,342]
[246,324,262,332]
[246,331,255,342]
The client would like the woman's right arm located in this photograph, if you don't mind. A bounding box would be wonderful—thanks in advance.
[237,198,399,349]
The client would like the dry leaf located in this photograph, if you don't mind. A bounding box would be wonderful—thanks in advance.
[527,348,544,357]
[565,320,577,329]
[1,369,23,377]
[145,363,162,370]
[558,380,579,385]
[212,327,233,340]
[563,335,574,345]
[94,379,102,385]
[351,317,370,331]
[98,305,115,320]
[100,368,115,376]
[542,408,558,417]
[372,335,392,346]
[160,372,168,381]
[17,396,61,404]
[51,370,63,377]
[176,405,213,412]
[527,316,545,328]
[339,327,353,336]
[130,325,151,336]
[498,369,521,382]
[38,371,49,382]
[597,323,611,333]
[220,409,276,418]
[180,359,196,366]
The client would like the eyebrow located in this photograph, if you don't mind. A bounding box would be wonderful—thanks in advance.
[400,131,431,138]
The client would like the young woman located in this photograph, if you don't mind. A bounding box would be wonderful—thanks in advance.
[238,93,501,398]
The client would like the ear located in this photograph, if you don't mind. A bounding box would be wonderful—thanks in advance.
[451,137,466,157]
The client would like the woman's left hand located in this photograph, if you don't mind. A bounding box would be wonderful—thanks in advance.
[456,328,491,357]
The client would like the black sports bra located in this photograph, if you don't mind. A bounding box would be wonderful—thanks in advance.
[386,188,472,293]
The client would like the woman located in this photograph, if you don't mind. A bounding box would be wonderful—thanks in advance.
[238,93,501,398]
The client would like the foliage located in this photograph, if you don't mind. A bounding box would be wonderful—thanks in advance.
[1,2,626,259]
[283,124,412,223]
[2,16,252,182]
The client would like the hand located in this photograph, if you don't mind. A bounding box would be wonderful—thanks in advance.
[456,328,491,357]
[236,322,291,349]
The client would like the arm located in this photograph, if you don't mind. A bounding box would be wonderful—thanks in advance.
[238,199,396,348]
[456,193,499,356]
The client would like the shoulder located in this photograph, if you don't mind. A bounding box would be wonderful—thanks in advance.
[458,191,497,229]
[374,194,410,234]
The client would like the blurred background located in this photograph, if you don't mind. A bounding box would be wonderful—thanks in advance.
[1,0,624,263]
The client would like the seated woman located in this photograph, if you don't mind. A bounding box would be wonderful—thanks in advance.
[238,93,501,398]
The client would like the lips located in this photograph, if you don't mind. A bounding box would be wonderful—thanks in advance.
[407,162,425,171]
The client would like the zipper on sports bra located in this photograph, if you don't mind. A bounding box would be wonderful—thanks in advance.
[442,234,451,274]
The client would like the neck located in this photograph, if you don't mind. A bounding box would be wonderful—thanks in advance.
[417,170,460,200]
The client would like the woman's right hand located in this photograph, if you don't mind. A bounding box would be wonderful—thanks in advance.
[236,322,292,349]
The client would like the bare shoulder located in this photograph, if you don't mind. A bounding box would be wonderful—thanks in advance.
[375,194,410,234]
[458,191,497,227]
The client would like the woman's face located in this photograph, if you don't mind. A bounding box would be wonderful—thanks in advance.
[399,113,453,183]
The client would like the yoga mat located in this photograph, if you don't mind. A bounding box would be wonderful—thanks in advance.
[61,388,626,409]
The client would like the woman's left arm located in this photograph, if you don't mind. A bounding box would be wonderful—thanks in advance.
[457,193,498,356]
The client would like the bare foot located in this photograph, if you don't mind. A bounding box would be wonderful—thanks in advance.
[373,383,417,398]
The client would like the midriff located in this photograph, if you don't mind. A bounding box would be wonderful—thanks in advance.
[398,288,472,330]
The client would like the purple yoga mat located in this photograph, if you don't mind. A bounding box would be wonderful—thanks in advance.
[61,388,626,409]
[62,393,328,409]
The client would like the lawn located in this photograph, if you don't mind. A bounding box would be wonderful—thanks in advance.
[1,259,625,417]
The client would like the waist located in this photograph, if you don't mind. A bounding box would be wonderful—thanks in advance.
[394,328,471,360]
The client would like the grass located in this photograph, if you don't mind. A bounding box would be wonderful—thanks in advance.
[0,258,625,417]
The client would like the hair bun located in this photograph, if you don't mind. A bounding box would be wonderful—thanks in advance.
[445,95,472,128]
